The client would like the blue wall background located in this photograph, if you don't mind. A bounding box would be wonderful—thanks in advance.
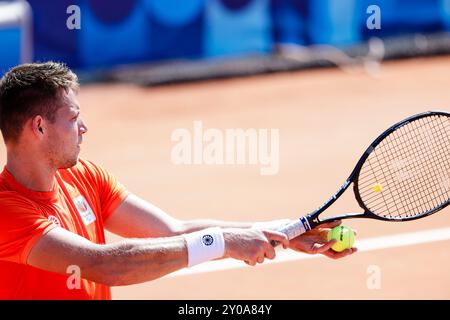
[1,0,450,74]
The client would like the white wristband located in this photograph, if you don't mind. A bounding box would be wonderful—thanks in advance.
[184,227,225,267]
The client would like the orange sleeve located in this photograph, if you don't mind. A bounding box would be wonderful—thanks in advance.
[0,193,58,264]
[79,159,130,222]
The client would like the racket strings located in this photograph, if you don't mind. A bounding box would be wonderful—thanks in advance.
[358,118,450,191]
[361,119,450,216]
[390,119,449,215]
[369,117,450,217]
[358,118,450,182]
[371,117,450,217]
[357,115,450,219]
[368,132,416,218]
[364,129,449,218]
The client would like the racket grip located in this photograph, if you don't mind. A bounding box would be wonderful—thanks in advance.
[271,218,310,247]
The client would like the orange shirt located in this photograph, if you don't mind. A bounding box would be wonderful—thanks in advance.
[0,159,129,300]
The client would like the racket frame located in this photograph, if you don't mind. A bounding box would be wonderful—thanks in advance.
[299,110,450,231]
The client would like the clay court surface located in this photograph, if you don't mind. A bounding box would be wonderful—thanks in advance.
[1,56,449,299]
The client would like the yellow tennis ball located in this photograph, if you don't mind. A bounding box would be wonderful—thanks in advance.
[372,183,382,193]
[327,226,355,252]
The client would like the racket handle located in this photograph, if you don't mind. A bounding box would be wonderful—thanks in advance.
[271,217,311,247]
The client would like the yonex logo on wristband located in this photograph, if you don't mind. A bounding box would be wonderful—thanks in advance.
[202,234,214,246]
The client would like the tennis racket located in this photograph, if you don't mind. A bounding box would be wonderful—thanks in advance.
[273,110,450,244]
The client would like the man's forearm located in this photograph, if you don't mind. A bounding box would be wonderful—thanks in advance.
[95,236,188,286]
[176,219,253,235]
[177,218,292,235]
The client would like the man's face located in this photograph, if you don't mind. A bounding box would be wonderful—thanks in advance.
[44,89,88,169]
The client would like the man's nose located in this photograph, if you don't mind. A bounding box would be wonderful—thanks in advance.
[79,119,88,134]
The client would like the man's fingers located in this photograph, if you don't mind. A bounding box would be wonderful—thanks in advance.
[323,247,358,259]
[314,239,337,254]
[264,244,276,260]
[318,221,357,236]
[318,220,342,229]
[263,230,289,248]
[245,260,256,266]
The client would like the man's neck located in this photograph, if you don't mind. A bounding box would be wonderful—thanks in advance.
[6,150,57,192]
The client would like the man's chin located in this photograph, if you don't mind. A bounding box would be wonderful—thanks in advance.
[58,156,79,169]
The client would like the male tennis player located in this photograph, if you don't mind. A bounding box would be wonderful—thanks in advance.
[0,62,356,299]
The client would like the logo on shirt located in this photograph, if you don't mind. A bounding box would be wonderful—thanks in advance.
[73,195,96,226]
[48,215,61,226]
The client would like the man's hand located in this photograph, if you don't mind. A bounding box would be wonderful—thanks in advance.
[222,228,289,266]
[288,220,358,259]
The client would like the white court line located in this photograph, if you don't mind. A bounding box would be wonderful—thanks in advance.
[167,227,450,278]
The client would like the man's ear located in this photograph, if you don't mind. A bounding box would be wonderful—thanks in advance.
[31,116,45,136]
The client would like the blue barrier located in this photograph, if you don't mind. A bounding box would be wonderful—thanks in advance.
[79,1,151,68]
[0,1,32,76]
[0,27,22,75]
[1,0,450,71]
[271,0,308,45]
[27,0,78,67]
[360,0,444,39]
[146,0,204,61]
[204,0,272,57]
[308,0,361,46]
[441,0,450,30]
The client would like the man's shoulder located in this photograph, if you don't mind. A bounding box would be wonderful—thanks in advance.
[0,190,37,210]
[61,158,100,177]
[59,158,111,186]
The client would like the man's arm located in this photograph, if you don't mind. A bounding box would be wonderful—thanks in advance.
[103,194,356,260]
[27,225,289,286]
[104,194,265,238]
[27,227,187,286]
